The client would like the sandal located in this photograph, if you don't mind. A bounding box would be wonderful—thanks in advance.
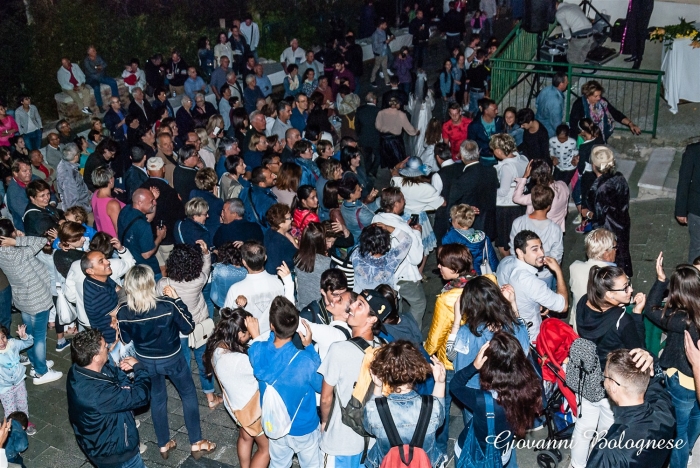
[47,322,55,330]
[191,439,216,460]
[160,439,177,460]
[207,394,223,410]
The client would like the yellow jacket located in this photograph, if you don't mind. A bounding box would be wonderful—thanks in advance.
[425,274,498,371]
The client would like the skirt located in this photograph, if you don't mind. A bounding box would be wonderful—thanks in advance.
[380,133,406,169]
[402,210,437,255]
[495,205,526,249]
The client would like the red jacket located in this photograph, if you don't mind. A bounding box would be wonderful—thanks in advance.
[442,117,471,161]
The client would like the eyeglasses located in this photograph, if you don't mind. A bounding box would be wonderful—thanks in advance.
[601,375,621,387]
[607,244,618,251]
[284,216,292,221]
[609,278,632,292]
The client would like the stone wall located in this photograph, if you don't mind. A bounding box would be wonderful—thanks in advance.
[53,77,131,124]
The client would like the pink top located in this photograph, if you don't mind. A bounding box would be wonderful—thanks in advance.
[91,193,125,238]
[0,116,19,147]
[512,178,570,232]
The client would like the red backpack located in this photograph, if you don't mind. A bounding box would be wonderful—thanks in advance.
[377,395,434,468]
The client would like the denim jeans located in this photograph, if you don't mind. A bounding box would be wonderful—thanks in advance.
[468,90,484,115]
[269,427,321,468]
[22,130,43,151]
[21,310,49,375]
[119,453,147,468]
[436,369,454,454]
[179,337,215,394]
[140,354,202,447]
[202,281,214,319]
[572,176,582,206]
[0,286,12,330]
[86,76,119,108]
[666,372,700,468]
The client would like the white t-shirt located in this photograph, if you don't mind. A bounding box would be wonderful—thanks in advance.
[280,47,306,68]
[212,348,259,418]
[549,137,578,172]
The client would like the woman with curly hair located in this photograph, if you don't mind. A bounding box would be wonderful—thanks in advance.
[210,242,247,308]
[204,308,269,468]
[363,340,447,468]
[157,241,222,409]
[451,332,542,465]
[350,223,412,292]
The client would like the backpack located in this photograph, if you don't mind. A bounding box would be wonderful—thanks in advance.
[377,395,434,468]
[261,351,303,439]
[456,392,503,468]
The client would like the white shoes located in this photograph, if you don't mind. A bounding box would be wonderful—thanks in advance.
[29,360,54,378]
[81,107,93,115]
[387,69,394,76]
[32,368,63,385]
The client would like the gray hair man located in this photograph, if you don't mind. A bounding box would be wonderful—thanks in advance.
[56,142,92,212]
[213,198,264,246]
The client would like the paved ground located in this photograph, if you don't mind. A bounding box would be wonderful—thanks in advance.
[14,34,700,468]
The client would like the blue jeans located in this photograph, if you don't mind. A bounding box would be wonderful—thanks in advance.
[469,90,484,115]
[436,369,454,454]
[22,130,42,151]
[21,310,49,375]
[140,353,202,447]
[86,76,119,108]
[202,281,214,319]
[0,286,12,330]
[572,175,582,206]
[666,373,700,468]
[119,453,146,468]
[180,337,215,394]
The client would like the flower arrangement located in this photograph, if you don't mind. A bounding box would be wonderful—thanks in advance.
[649,18,700,49]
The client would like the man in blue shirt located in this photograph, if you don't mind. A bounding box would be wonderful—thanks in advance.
[184,67,207,100]
[249,296,322,468]
[535,71,568,138]
[254,64,273,98]
[290,95,309,133]
[117,188,166,277]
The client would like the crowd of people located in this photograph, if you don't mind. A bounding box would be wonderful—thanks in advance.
[0,0,695,467]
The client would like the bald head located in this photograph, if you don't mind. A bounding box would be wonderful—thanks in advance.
[132,188,156,215]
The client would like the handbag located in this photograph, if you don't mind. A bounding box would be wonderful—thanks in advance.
[56,282,77,324]
[456,392,503,468]
[480,243,493,275]
[189,318,215,349]
[212,359,263,437]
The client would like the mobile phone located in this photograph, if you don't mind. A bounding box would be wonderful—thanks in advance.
[409,214,419,226]
[158,219,164,229]
[213,126,221,136]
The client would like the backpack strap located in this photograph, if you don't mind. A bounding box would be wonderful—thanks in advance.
[333,324,351,340]
[355,207,365,230]
[348,336,371,353]
[484,392,496,437]
[270,350,301,386]
[376,397,406,450]
[118,216,141,244]
[246,187,265,227]
[410,395,434,448]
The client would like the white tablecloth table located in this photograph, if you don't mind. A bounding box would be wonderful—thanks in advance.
[661,38,700,114]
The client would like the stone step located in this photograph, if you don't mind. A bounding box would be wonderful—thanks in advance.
[637,147,677,199]
[616,158,637,182]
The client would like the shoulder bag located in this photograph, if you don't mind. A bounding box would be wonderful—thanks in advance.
[213,357,263,437]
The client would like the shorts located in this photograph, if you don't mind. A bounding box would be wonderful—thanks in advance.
[156,243,174,267]
[495,205,526,249]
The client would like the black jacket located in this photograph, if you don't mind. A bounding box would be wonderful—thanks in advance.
[345,43,365,79]
[587,375,675,468]
[104,108,128,141]
[448,162,498,240]
[213,219,264,248]
[173,164,198,203]
[145,59,165,91]
[441,9,464,34]
[117,297,195,360]
[67,362,150,468]
[83,153,112,192]
[355,104,381,149]
[128,99,155,128]
[166,58,189,87]
[675,142,700,218]
[140,177,185,246]
[518,122,553,164]
[409,17,430,44]
[23,202,63,237]
[434,162,465,244]
[123,165,148,202]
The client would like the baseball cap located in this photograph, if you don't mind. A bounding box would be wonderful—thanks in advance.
[360,289,392,322]
[146,157,164,171]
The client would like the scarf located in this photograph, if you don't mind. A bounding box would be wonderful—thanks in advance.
[583,96,614,142]
[442,275,474,292]
[287,74,300,91]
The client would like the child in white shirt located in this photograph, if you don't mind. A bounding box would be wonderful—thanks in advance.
[550,124,579,185]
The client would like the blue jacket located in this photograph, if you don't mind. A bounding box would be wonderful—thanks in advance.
[5,419,28,460]
[249,335,322,436]
[0,335,33,391]
[190,189,223,233]
[535,85,564,138]
[66,362,150,468]
[467,114,505,165]
[290,108,307,133]
[340,199,380,245]
[241,185,277,230]
[117,205,159,274]
[6,176,40,231]
[264,229,297,275]
[117,296,195,360]
[210,263,247,307]
[442,227,499,275]
[174,217,212,247]
[295,157,320,187]
[439,71,454,97]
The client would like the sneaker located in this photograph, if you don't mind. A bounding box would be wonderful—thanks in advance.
[575,223,587,234]
[32,368,63,385]
[29,360,54,378]
[81,107,92,115]
[573,214,582,225]
[386,69,394,76]
[135,419,141,429]
[19,355,29,366]
[56,339,71,352]
[378,72,384,79]
[139,442,147,454]
[370,81,378,88]
[26,422,36,436]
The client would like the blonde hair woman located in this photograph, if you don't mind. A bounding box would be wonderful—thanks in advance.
[195,127,216,168]
[582,146,632,276]
[116,265,217,460]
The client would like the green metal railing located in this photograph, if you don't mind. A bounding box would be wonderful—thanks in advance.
[489,24,665,138]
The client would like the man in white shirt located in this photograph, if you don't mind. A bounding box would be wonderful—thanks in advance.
[372,188,426,326]
[270,101,293,141]
[497,230,568,342]
[280,38,306,74]
[555,1,595,64]
[569,228,617,329]
[240,15,260,60]
[298,51,324,80]
[223,241,294,335]
[56,58,93,115]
